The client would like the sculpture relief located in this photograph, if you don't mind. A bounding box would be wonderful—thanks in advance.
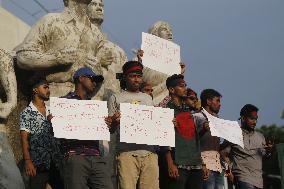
[142,21,177,104]
[0,49,24,189]
[16,0,105,98]
[87,0,127,100]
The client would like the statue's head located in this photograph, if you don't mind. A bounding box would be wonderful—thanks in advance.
[148,21,173,41]
[87,0,104,25]
[63,0,92,7]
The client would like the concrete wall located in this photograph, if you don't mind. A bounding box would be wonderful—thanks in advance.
[0,7,30,51]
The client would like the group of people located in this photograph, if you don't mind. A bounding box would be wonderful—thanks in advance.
[18,60,272,189]
[0,0,273,189]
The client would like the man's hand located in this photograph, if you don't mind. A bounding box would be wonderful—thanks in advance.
[25,160,36,177]
[168,163,179,179]
[172,118,177,127]
[47,114,53,122]
[202,164,209,180]
[137,49,144,63]
[203,121,210,130]
[225,168,234,183]
[105,112,120,130]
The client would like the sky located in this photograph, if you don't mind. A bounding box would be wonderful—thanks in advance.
[2,0,284,127]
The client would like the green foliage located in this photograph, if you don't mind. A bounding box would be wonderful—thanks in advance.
[256,125,284,143]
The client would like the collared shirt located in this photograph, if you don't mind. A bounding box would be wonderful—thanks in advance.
[20,102,59,169]
[16,7,105,84]
[222,129,266,188]
[59,92,100,157]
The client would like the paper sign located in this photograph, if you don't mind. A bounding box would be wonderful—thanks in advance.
[120,103,175,147]
[50,97,110,141]
[141,32,181,75]
[202,109,244,148]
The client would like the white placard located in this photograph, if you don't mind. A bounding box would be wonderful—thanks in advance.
[141,32,181,76]
[50,97,110,141]
[120,103,175,147]
[202,109,244,148]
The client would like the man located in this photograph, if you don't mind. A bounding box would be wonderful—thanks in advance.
[184,88,198,111]
[106,61,158,189]
[16,0,106,98]
[193,89,224,189]
[140,81,154,99]
[20,75,60,189]
[221,104,271,189]
[0,49,24,189]
[163,74,204,189]
[59,67,113,189]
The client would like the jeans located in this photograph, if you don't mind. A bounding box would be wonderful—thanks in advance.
[61,155,114,189]
[203,170,224,189]
[169,168,203,189]
[236,181,261,189]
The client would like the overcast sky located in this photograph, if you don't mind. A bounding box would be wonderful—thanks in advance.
[2,0,284,127]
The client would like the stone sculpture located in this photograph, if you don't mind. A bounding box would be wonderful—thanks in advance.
[142,21,185,104]
[87,0,127,100]
[0,49,24,189]
[16,0,106,98]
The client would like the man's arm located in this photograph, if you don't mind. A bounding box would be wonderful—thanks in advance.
[15,15,76,70]
[20,131,36,177]
[165,150,179,179]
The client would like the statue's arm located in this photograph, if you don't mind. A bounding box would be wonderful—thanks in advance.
[16,15,74,70]
[0,50,17,119]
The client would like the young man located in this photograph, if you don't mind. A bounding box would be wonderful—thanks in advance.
[221,104,271,189]
[60,67,113,189]
[184,88,198,111]
[140,81,154,99]
[193,89,224,189]
[20,75,60,189]
[163,74,204,189]
[106,61,158,189]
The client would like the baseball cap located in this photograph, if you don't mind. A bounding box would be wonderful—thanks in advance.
[73,67,104,83]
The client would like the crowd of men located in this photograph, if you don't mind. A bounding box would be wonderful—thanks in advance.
[18,59,272,189]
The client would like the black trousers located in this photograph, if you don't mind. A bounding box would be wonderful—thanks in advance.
[60,155,114,189]
[168,168,203,189]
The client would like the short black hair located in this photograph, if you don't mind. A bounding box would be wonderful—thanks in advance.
[166,74,184,89]
[200,89,222,107]
[27,74,48,98]
[240,104,258,117]
[186,88,197,97]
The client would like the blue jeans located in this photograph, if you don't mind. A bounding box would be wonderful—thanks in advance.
[203,170,224,189]
[236,180,261,189]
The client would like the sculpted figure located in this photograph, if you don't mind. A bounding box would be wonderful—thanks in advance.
[16,0,107,98]
[87,0,127,100]
[140,21,185,104]
[0,49,24,189]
